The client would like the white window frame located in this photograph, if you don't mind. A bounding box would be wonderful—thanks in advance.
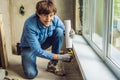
[82,0,120,79]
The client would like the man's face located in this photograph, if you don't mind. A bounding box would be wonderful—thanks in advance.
[38,12,54,27]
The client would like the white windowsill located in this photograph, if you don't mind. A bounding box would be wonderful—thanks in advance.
[72,35,117,80]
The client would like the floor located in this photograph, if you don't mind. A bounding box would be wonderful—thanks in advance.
[4,54,83,80]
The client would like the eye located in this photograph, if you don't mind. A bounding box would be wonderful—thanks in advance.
[43,14,47,17]
[50,14,54,17]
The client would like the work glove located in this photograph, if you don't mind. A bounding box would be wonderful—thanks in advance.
[58,54,73,62]
[69,28,75,38]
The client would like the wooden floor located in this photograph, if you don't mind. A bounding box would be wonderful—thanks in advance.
[4,54,83,80]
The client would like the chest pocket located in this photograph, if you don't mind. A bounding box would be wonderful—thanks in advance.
[47,26,55,37]
[36,31,43,42]
[47,31,53,37]
[38,29,48,43]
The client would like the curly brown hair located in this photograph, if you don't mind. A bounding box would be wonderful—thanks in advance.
[36,0,57,15]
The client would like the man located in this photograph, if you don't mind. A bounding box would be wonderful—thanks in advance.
[20,0,72,79]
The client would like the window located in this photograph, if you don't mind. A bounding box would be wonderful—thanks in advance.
[83,0,90,38]
[92,0,104,51]
[82,0,120,79]
[108,0,120,69]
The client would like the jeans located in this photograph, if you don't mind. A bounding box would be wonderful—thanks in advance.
[21,28,64,79]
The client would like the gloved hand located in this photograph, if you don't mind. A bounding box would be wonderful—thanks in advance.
[58,54,73,62]
[69,28,75,38]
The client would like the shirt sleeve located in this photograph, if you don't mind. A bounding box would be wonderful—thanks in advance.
[25,24,54,60]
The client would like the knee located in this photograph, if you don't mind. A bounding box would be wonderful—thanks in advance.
[25,70,38,79]
[54,28,64,37]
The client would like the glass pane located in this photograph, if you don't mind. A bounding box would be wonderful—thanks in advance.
[108,0,120,66]
[83,0,90,38]
[92,0,104,50]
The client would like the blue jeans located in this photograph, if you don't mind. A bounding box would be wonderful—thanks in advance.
[21,28,64,79]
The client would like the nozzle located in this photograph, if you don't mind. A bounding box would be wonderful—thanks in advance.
[64,48,74,54]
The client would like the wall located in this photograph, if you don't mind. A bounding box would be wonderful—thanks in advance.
[0,0,12,61]
[55,0,74,28]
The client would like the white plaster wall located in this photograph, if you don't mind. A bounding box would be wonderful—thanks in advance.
[55,0,74,28]
[0,0,12,60]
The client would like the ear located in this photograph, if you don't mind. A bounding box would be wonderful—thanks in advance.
[36,13,41,17]
[36,13,39,16]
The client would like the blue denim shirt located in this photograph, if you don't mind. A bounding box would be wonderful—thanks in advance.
[20,14,65,59]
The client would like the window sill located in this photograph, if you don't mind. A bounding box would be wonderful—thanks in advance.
[72,35,117,80]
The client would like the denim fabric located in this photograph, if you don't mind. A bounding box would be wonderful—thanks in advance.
[20,14,65,79]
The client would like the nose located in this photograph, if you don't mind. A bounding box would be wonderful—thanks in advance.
[46,15,51,21]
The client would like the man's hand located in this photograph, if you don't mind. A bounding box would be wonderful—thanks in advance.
[58,54,73,62]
